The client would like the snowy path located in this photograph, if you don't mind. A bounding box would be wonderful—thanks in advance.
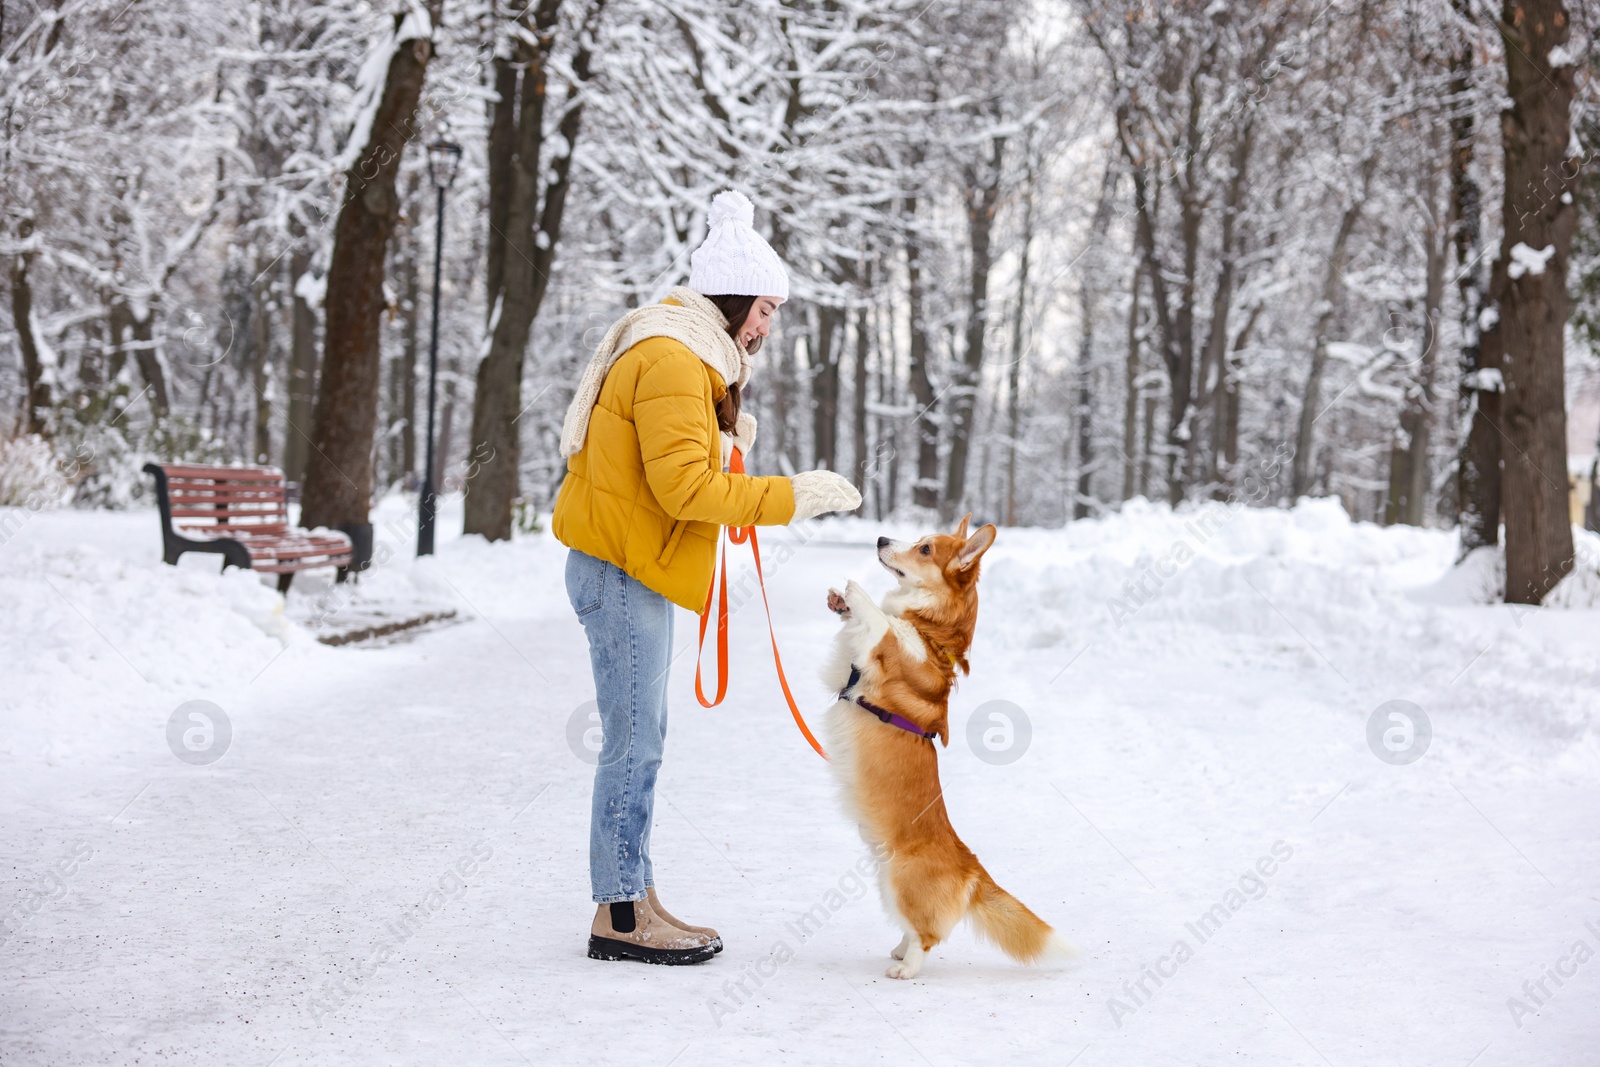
[3,500,1599,1065]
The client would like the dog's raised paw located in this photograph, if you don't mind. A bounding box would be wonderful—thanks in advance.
[843,579,875,613]
[827,588,850,616]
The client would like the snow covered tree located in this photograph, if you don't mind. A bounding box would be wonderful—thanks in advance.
[462,0,606,542]
[0,0,1589,555]
[301,1,441,536]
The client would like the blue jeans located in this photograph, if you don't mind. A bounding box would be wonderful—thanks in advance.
[565,549,674,903]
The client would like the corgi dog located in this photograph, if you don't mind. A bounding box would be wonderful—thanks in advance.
[822,514,1074,979]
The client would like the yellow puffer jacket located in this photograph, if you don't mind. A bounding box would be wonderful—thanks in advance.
[551,335,796,612]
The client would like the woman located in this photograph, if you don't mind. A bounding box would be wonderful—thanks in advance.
[552,190,861,965]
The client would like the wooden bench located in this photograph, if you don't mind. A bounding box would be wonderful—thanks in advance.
[142,463,354,592]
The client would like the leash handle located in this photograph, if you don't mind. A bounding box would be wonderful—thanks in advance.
[692,447,828,760]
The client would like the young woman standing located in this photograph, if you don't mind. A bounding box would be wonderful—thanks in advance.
[553,191,861,965]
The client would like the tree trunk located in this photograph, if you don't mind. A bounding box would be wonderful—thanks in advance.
[1159,43,1220,505]
[301,8,437,533]
[1099,22,1222,507]
[943,133,1005,520]
[284,246,319,486]
[876,288,899,517]
[771,332,796,473]
[1073,261,1100,521]
[1219,306,1258,498]
[401,238,419,482]
[133,310,169,419]
[251,264,274,464]
[1462,260,1506,551]
[1140,387,1158,500]
[10,225,53,436]
[390,191,420,485]
[1074,361,1094,520]
[810,303,844,471]
[1387,189,1447,527]
[1587,448,1599,533]
[851,277,870,493]
[1200,123,1254,493]
[1453,0,1496,553]
[1122,261,1142,502]
[1073,164,1116,520]
[1122,140,1181,505]
[1006,188,1034,525]
[108,298,171,418]
[485,52,516,318]
[464,0,603,541]
[1496,0,1576,604]
[1291,159,1373,499]
[977,382,1000,519]
[905,193,939,512]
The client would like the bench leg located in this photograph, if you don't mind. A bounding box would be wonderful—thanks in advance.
[277,572,294,594]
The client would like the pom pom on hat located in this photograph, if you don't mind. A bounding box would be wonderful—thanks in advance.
[689,189,790,300]
[707,190,755,229]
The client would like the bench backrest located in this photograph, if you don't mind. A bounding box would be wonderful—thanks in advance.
[156,464,289,536]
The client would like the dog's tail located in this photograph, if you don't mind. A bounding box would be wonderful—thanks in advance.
[968,869,1078,964]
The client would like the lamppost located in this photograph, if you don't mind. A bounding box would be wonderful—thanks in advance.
[418,137,461,557]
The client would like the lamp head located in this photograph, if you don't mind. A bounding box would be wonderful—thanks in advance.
[427,138,462,190]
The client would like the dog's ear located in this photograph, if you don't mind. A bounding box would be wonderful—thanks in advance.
[953,512,972,540]
[951,523,996,571]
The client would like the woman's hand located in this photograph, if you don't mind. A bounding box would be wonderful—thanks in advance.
[721,412,758,468]
[790,470,862,520]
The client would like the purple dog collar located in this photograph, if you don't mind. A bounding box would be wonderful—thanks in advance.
[841,665,937,741]
[855,697,938,740]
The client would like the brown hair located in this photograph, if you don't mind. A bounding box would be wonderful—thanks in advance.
[704,293,759,433]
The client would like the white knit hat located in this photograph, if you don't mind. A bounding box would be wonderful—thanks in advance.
[688,190,790,300]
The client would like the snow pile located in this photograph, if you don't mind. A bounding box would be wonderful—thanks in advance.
[1423,544,1504,605]
[966,498,1456,665]
[822,497,1599,762]
[0,519,288,764]
[0,494,577,765]
[833,496,1452,647]
[1545,528,1600,608]
[1419,528,1600,609]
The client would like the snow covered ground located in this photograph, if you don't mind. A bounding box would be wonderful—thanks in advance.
[3,495,1598,1065]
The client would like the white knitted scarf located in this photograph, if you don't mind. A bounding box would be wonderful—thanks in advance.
[559,286,750,459]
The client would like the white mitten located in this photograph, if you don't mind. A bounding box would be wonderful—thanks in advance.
[721,411,759,468]
[789,470,862,520]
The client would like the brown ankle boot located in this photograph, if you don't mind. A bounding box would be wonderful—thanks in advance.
[588,897,715,965]
[647,887,723,953]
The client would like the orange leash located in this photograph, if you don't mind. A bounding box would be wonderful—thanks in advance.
[694,448,829,760]
[693,530,731,707]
